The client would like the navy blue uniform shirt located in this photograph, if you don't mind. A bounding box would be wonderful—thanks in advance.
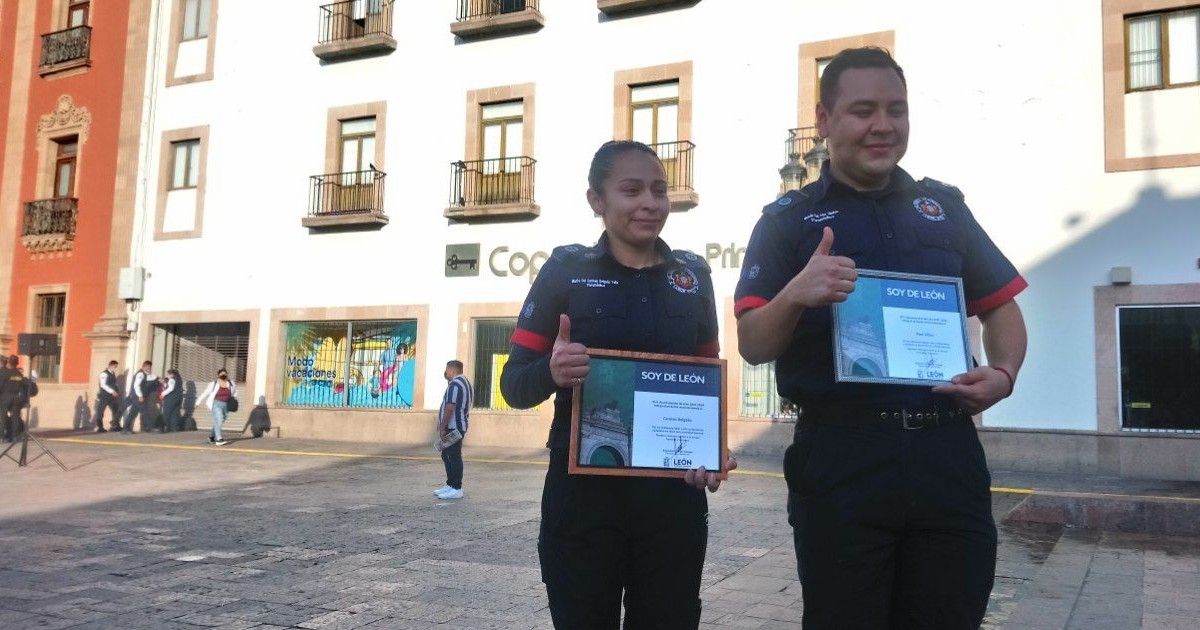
[735,164,1026,407]
[502,232,720,430]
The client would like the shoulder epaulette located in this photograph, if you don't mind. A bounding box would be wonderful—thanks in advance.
[918,177,965,202]
[550,243,590,263]
[763,189,812,216]
[672,249,711,273]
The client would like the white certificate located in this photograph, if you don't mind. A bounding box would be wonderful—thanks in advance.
[570,350,728,479]
[832,269,972,386]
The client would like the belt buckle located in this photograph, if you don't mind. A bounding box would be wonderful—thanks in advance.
[901,408,923,430]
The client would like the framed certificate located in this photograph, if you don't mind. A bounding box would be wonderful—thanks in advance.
[832,269,972,386]
[569,349,728,479]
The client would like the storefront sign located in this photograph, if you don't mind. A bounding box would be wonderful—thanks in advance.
[449,241,746,281]
[705,242,746,269]
[489,246,549,283]
[445,244,481,277]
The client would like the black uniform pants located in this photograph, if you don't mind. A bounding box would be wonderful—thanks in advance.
[784,419,996,630]
[121,397,143,432]
[0,394,22,441]
[440,435,464,489]
[539,447,709,630]
[93,393,118,429]
[161,396,182,432]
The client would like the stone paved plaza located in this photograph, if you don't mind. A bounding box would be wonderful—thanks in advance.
[1,433,1199,629]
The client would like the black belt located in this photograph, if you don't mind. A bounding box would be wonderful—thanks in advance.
[799,403,970,430]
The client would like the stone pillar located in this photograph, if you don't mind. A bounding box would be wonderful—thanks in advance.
[0,0,39,352]
[84,0,153,376]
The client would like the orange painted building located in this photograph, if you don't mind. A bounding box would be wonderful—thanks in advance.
[0,0,151,426]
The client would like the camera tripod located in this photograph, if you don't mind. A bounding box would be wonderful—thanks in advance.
[0,400,68,471]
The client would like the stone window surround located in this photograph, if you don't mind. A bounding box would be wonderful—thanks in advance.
[1101,0,1200,171]
[35,95,91,200]
[265,304,429,410]
[1094,283,1200,433]
[136,308,260,400]
[25,283,71,383]
[463,84,536,165]
[165,0,218,87]
[154,125,208,240]
[325,102,388,176]
[612,61,692,144]
[797,31,895,128]
[612,61,697,208]
[455,302,525,398]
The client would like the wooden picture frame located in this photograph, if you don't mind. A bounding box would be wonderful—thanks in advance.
[568,348,727,479]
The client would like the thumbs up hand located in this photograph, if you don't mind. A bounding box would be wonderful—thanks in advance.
[783,227,858,308]
[549,314,590,389]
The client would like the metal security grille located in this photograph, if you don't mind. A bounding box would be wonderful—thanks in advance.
[1118,305,1200,432]
[151,322,250,430]
[740,361,797,419]
[152,322,250,386]
[473,318,517,410]
[33,293,66,382]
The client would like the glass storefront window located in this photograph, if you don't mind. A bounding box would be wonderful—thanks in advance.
[1118,305,1200,432]
[282,320,417,408]
[473,318,516,410]
[740,361,797,419]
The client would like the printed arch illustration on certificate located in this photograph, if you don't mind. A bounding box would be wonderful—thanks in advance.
[832,269,972,386]
[569,349,728,479]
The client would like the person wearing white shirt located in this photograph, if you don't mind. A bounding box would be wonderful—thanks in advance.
[92,360,120,433]
[159,369,184,433]
[120,360,153,434]
[196,368,236,445]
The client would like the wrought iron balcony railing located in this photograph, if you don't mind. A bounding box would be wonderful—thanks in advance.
[785,127,819,163]
[23,197,78,246]
[648,140,695,193]
[40,25,91,68]
[308,169,386,217]
[456,0,538,21]
[318,0,393,45]
[448,156,536,208]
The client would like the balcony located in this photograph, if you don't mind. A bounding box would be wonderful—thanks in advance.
[304,169,389,229]
[39,25,92,76]
[313,0,397,61]
[597,0,700,16]
[650,140,698,210]
[22,198,78,253]
[450,0,544,40]
[445,156,539,220]
[779,127,826,192]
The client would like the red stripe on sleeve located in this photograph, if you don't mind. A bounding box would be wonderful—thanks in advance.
[967,276,1028,317]
[510,328,552,353]
[734,296,769,318]
[696,340,721,358]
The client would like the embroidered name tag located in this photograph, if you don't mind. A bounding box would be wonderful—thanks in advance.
[803,210,839,223]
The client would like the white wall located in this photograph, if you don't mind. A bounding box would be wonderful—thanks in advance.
[133,0,1200,428]
[1125,86,1200,158]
